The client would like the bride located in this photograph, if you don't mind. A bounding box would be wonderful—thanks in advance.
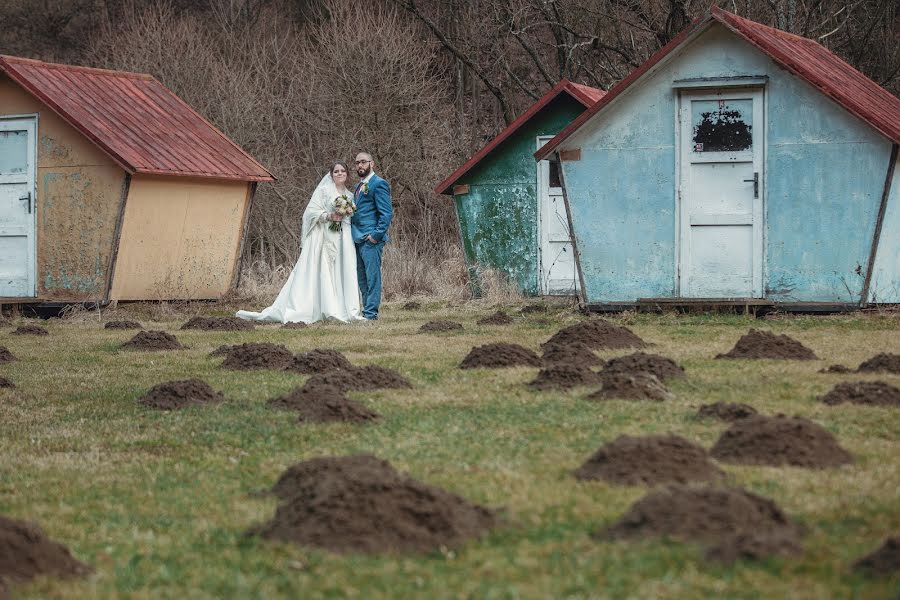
[236,162,363,324]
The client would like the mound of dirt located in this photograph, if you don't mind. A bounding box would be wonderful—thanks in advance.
[267,384,379,424]
[304,365,412,392]
[542,341,603,368]
[252,454,497,554]
[138,379,224,410]
[221,343,294,370]
[716,328,817,360]
[529,365,601,390]
[287,349,354,374]
[710,415,853,468]
[0,347,16,364]
[857,353,900,374]
[587,372,674,402]
[542,319,647,351]
[403,301,421,310]
[853,536,899,577]
[11,324,48,336]
[477,311,513,326]
[818,381,900,407]
[0,377,14,389]
[521,304,548,314]
[281,321,308,330]
[602,352,685,381]
[180,316,255,331]
[209,344,239,357]
[103,320,143,330]
[597,485,804,563]
[575,435,723,486]
[121,330,183,351]
[696,402,758,422]
[819,364,853,373]
[0,515,92,593]
[419,320,463,333]
[460,343,542,369]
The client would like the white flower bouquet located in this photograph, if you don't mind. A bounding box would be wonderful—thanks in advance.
[329,194,356,232]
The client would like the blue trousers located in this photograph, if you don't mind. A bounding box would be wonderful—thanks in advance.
[356,240,384,319]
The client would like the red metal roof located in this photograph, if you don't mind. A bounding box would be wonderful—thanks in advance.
[0,55,275,182]
[536,8,900,161]
[435,79,604,195]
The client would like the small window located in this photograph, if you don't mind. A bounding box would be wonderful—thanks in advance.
[691,99,753,152]
[0,130,28,175]
[548,160,562,187]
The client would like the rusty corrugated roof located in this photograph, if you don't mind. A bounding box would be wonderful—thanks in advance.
[0,55,275,182]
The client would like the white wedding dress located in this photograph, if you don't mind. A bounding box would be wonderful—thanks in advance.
[236,174,363,324]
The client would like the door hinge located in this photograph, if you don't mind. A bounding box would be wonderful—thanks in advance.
[19,191,32,214]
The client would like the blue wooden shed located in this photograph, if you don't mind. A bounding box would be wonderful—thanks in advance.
[536,8,900,311]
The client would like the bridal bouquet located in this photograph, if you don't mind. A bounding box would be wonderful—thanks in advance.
[329,194,356,232]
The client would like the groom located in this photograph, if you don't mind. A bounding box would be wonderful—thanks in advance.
[351,152,393,320]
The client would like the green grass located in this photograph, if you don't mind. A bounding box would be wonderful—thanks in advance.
[1,304,898,599]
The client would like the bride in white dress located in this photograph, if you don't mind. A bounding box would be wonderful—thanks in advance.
[236,162,363,324]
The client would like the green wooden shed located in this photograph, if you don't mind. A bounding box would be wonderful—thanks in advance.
[436,80,604,296]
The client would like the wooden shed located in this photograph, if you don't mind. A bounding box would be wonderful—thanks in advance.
[536,9,900,311]
[0,55,274,304]
[435,80,604,296]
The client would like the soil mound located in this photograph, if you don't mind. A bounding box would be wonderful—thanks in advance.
[542,319,647,351]
[716,329,817,360]
[220,342,294,370]
[575,435,723,486]
[521,304,548,314]
[819,364,853,373]
[696,402,758,421]
[138,379,224,410]
[477,311,513,326]
[267,384,378,424]
[602,352,685,381]
[0,515,92,592]
[587,372,674,402]
[529,365,600,390]
[857,353,900,374]
[304,365,412,392]
[0,377,14,389]
[0,347,16,364]
[419,320,463,333]
[542,341,603,367]
[853,536,900,577]
[460,343,542,369]
[121,330,183,351]
[598,485,804,563]
[818,381,900,407]
[403,301,421,310]
[252,454,497,554]
[281,321,308,330]
[104,320,143,330]
[710,415,853,468]
[209,344,239,357]
[180,316,255,331]
[288,348,354,374]
[11,324,48,336]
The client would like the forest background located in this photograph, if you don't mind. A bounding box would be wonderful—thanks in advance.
[2,0,897,300]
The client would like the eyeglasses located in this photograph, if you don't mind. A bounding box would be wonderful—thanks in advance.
[355,160,372,165]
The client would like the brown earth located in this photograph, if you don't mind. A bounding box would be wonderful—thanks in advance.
[857,353,900,374]
[287,349,354,374]
[460,343,542,369]
[477,311,513,325]
[597,485,804,563]
[710,415,853,468]
[267,383,379,424]
[587,372,674,402]
[716,328,817,360]
[542,341,603,368]
[574,434,724,486]
[0,377,14,389]
[304,365,412,392]
[209,344,239,357]
[818,381,900,407]
[221,343,294,370]
[121,330,183,351]
[521,304,548,314]
[180,316,255,331]
[853,536,899,577]
[819,364,853,373]
[103,320,143,330]
[696,402,759,422]
[281,321,308,329]
[403,301,421,310]
[138,379,224,410]
[0,515,92,595]
[11,324,48,336]
[602,352,685,381]
[0,347,16,364]
[419,320,463,333]
[542,319,647,351]
[529,365,601,390]
[252,454,497,554]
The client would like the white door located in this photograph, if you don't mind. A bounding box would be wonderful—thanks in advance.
[0,117,37,297]
[678,89,764,298]
[537,136,579,295]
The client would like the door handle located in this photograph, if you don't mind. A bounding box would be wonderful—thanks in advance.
[19,192,32,213]
[742,172,759,199]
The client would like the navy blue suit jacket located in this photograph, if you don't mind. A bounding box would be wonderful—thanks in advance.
[351,174,393,243]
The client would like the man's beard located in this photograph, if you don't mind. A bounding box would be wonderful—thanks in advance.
[357,166,371,178]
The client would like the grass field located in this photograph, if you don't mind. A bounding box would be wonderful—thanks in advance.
[1,302,898,599]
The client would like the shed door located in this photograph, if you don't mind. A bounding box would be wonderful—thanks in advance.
[678,90,763,298]
[0,117,36,297]
[537,136,579,295]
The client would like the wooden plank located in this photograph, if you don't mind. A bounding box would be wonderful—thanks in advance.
[559,149,581,161]
[452,184,470,195]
